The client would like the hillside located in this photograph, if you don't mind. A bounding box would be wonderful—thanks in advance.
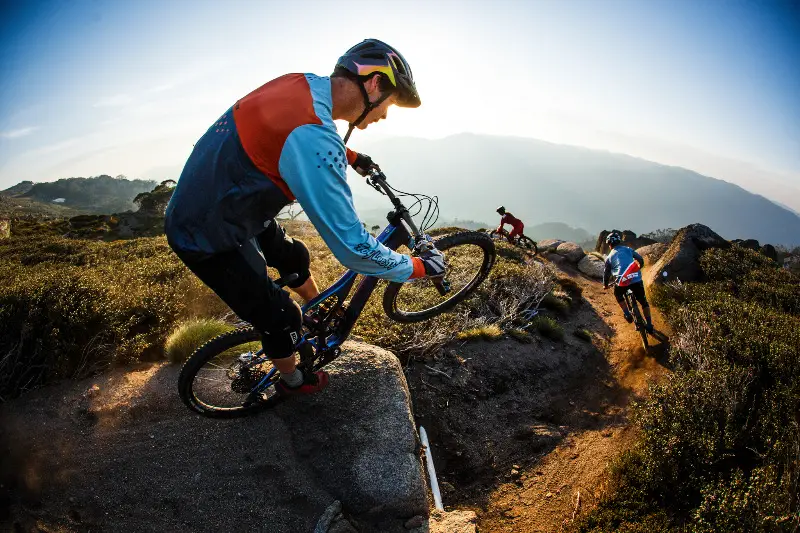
[2,175,156,215]
[1,181,35,197]
[356,134,800,246]
[0,192,82,218]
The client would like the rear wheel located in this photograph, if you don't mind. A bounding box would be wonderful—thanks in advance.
[629,300,649,351]
[178,327,281,418]
[383,231,496,323]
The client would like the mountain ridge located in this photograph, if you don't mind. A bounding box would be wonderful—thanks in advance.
[356,133,800,246]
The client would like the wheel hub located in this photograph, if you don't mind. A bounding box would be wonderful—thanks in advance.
[229,365,267,393]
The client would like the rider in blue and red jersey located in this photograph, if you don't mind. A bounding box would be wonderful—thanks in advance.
[496,206,525,244]
[602,231,653,332]
[165,39,445,397]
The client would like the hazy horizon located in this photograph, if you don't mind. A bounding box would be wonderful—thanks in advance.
[2,0,799,208]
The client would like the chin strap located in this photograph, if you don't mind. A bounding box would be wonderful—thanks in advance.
[343,79,390,145]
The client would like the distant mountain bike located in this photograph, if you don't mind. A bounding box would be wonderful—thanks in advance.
[610,283,651,351]
[489,228,538,254]
[178,169,496,418]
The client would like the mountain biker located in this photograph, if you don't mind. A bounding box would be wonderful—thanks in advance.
[602,231,653,333]
[165,39,445,397]
[496,206,525,245]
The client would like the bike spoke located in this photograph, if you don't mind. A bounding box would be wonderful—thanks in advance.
[190,351,278,410]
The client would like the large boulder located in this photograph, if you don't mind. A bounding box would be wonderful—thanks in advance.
[0,218,9,239]
[538,239,564,253]
[646,223,729,285]
[578,253,605,279]
[760,244,778,262]
[555,242,585,263]
[636,243,668,265]
[731,238,760,251]
[1,342,426,533]
[596,229,656,255]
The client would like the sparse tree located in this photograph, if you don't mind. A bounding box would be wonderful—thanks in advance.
[133,179,176,216]
[371,224,380,235]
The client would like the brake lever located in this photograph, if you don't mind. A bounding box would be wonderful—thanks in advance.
[366,171,387,195]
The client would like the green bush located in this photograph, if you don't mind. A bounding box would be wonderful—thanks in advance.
[573,328,592,342]
[529,316,564,341]
[165,319,235,364]
[541,292,570,314]
[0,234,223,399]
[576,246,800,532]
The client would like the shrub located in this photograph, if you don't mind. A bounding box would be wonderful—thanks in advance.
[456,324,504,342]
[0,234,222,399]
[165,319,234,364]
[541,292,570,314]
[508,328,533,343]
[573,328,592,342]
[556,276,583,301]
[529,316,564,341]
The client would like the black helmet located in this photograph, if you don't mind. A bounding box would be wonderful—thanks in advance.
[496,206,506,214]
[606,231,622,245]
[336,39,420,108]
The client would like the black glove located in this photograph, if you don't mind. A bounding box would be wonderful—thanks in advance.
[419,248,446,278]
[351,152,379,177]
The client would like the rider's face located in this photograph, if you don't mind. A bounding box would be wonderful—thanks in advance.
[358,76,398,129]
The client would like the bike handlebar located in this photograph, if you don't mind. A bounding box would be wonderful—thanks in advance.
[366,169,425,243]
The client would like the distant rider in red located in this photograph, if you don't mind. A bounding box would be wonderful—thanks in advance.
[496,206,524,244]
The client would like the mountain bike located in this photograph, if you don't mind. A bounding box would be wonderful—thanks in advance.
[178,169,497,418]
[489,227,538,254]
[619,285,649,351]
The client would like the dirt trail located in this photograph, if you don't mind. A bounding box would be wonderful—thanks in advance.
[477,262,671,532]
[404,258,672,533]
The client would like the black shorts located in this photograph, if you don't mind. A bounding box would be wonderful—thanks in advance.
[172,220,311,359]
[614,281,648,307]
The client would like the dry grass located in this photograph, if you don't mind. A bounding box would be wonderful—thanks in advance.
[456,324,504,341]
[529,316,564,341]
[165,319,235,364]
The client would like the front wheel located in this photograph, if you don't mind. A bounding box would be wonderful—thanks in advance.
[518,236,538,254]
[489,229,503,241]
[178,327,280,418]
[383,231,496,323]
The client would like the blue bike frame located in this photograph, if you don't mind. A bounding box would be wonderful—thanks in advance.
[248,203,415,394]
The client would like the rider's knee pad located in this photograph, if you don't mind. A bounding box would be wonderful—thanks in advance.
[256,293,303,360]
[283,238,311,288]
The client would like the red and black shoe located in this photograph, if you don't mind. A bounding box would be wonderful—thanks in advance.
[274,366,329,396]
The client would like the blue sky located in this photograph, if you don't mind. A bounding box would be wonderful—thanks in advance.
[1,0,799,206]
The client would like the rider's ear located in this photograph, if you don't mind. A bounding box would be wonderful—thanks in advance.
[364,74,382,95]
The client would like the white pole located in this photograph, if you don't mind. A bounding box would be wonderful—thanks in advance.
[419,426,444,511]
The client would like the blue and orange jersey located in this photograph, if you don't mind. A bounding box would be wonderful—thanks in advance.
[603,246,645,287]
[165,73,423,282]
